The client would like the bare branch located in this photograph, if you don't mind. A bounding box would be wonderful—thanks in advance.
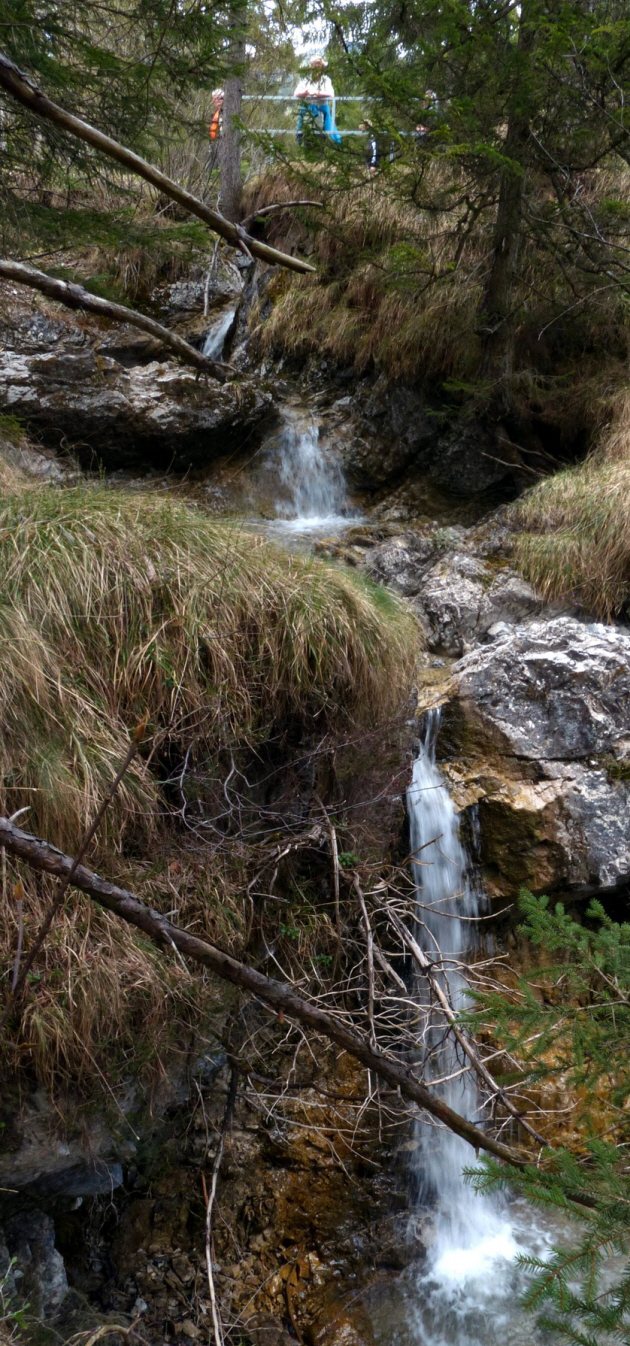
[240,201,324,229]
[384,904,548,1147]
[0,258,232,382]
[0,815,526,1167]
[0,50,315,276]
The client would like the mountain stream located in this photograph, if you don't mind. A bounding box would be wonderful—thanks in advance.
[247,410,565,1342]
[365,712,565,1345]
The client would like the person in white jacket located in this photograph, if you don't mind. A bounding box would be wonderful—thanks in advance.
[294,56,341,145]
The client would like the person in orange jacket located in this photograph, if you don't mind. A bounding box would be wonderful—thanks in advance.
[209,87,224,141]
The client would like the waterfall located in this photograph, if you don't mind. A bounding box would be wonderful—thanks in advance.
[202,307,236,361]
[261,405,357,532]
[405,709,520,1344]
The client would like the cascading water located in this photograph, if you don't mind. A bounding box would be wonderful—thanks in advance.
[259,404,359,533]
[365,711,559,1346]
[405,710,520,1343]
[202,307,237,361]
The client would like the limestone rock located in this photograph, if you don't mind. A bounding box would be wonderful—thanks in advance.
[364,532,439,596]
[455,618,630,761]
[443,618,630,897]
[0,349,275,471]
[364,524,547,655]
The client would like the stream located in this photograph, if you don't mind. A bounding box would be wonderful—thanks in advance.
[365,712,561,1345]
[237,391,566,1344]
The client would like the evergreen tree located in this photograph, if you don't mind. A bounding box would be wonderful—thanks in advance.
[0,0,243,253]
[303,0,630,413]
[469,889,630,1343]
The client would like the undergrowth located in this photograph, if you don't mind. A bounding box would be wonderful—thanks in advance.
[516,389,630,618]
[0,471,418,1089]
[243,167,630,438]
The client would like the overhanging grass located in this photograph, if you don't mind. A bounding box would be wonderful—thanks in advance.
[516,391,630,618]
[0,481,418,852]
[0,475,418,1089]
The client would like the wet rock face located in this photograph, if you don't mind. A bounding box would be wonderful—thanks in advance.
[327,379,520,498]
[1,1210,68,1317]
[0,349,275,471]
[363,515,550,657]
[442,618,630,898]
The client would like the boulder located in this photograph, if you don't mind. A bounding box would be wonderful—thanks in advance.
[364,524,548,655]
[0,348,275,471]
[441,618,630,898]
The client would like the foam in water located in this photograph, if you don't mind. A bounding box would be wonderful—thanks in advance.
[262,406,358,531]
[202,307,236,360]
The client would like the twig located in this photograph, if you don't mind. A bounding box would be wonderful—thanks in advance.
[202,1066,238,1345]
[240,200,324,229]
[10,881,24,991]
[316,800,342,969]
[385,904,549,1147]
[355,877,376,1048]
[204,239,221,317]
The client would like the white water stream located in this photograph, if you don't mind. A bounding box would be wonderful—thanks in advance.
[202,307,237,360]
[367,710,560,1345]
[258,404,360,534]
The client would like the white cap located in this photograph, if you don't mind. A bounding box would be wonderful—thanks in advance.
[212,87,224,99]
[310,55,327,67]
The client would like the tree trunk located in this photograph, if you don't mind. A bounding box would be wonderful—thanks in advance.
[0,814,526,1167]
[0,50,314,274]
[479,3,535,393]
[0,258,230,380]
[219,73,244,223]
[218,0,245,224]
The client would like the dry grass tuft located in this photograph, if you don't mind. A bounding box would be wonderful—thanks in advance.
[245,168,492,384]
[516,389,630,618]
[0,478,418,1089]
[0,848,239,1091]
[0,481,418,854]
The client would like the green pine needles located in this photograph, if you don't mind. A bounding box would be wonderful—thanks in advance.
[468,890,630,1344]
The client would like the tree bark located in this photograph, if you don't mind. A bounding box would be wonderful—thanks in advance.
[0,50,314,275]
[479,3,535,393]
[219,76,244,224]
[0,259,231,381]
[0,816,526,1168]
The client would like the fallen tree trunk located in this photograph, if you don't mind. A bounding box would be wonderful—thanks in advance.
[0,816,524,1167]
[0,51,315,276]
[0,259,232,382]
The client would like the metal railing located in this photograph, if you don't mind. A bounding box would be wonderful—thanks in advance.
[241,92,370,137]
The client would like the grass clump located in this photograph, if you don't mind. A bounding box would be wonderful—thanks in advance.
[0,477,418,1089]
[516,389,630,618]
[0,480,418,853]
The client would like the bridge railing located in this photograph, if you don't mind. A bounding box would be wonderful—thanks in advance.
[241,93,372,137]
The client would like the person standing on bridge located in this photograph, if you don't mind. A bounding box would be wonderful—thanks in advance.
[294,57,341,146]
